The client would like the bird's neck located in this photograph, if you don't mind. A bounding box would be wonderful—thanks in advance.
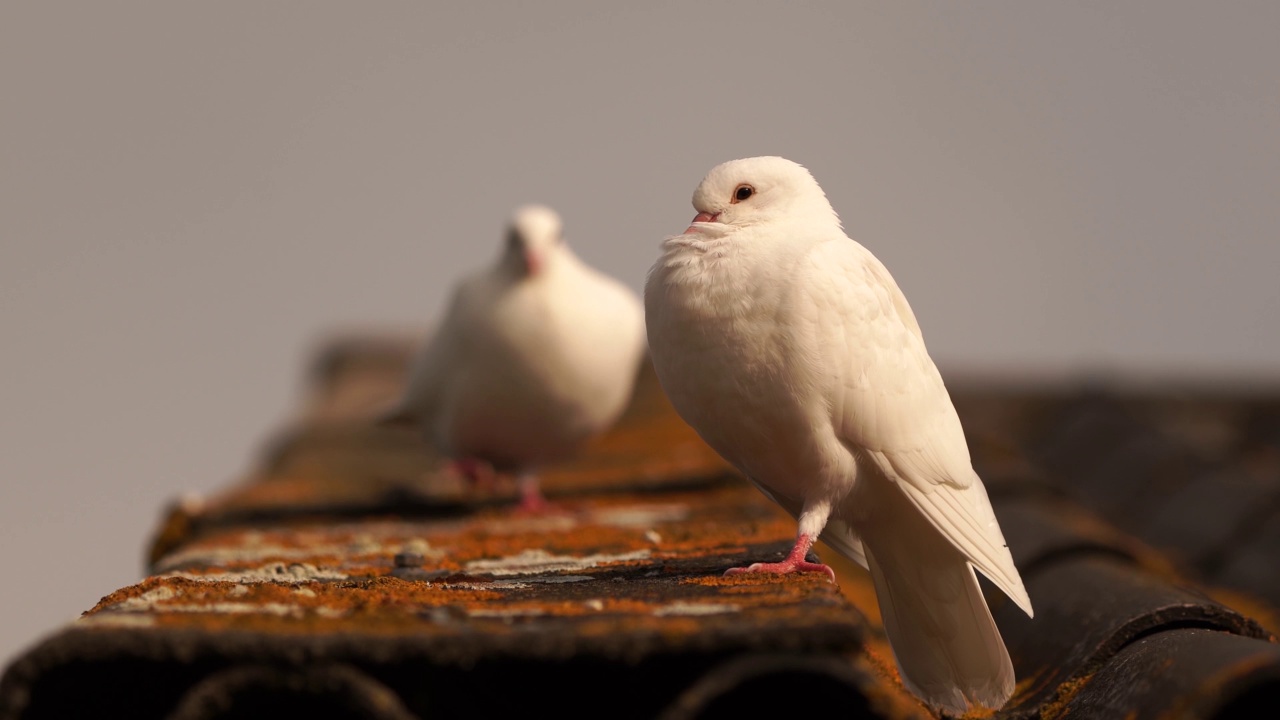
[498,246,572,282]
[651,234,767,320]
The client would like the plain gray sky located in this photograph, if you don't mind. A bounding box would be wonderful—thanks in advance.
[2,2,1278,666]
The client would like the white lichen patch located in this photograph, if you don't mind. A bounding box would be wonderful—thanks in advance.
[77,613,158,629]
[652,602,741,617]
[443,576,591,591]
[108,586,179,612]
[162,562,347,584]
[155,544,335,573]
[170,602,302,617]
[444,581,531,591]
[153,535,442,573]
[93,586,316,619]
[134,601,313,618]
[464,549,650,577]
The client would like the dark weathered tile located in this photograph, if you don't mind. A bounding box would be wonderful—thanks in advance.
[1054,628,1280,720]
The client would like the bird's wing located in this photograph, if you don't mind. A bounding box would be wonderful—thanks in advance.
[378,278,480,426]
[808,239,1031,615]
[382,326,454,425]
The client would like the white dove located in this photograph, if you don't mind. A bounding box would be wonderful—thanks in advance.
[385,204,647,511]
[644,157,1033,714]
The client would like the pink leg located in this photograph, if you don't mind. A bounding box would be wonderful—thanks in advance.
[448,457,497,491]
[724,533,836,583]
[514,473,555,514]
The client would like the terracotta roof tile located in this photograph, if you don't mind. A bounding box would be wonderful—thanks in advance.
[4,333,1280,719]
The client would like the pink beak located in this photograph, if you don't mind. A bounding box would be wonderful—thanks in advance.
[684,211,721,234]
[524,249,542,276]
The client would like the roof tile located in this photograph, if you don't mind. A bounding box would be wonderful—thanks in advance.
[5,333,1280,719]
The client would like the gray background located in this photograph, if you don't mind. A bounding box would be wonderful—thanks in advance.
[2,2,1277,666]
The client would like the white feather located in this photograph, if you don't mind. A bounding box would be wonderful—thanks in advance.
[644,157,1032,714]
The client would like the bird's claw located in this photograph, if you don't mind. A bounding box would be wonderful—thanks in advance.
[724,560,837,584]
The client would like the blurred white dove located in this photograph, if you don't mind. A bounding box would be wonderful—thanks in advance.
[385,204,647,511]
[644,157,1032,714]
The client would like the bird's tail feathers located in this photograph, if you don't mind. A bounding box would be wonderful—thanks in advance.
[863,532,1014,716]
[856,475,1016,715]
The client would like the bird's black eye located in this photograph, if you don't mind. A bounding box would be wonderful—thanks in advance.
[732,184,754,203]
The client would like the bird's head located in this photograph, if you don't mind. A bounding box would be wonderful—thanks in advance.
[682,156,840,237]
[504,204,565,277]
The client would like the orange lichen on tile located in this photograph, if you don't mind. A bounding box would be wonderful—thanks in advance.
[821,541,884,627]
[859,635,907,697]
[1037,673,1097,720]
[846,651,935,720]
[157,484,795,574]
[83,575,506,636]
[1008,665,1058,711]
[94,481,866,656]
[1204,587,1280,640]
[18,332,1280,720]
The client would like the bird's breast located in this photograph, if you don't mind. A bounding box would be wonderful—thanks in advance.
[647,239,757,321]
[646,242,838,490]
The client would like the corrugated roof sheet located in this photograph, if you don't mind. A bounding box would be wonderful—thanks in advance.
[3,333,1279,719]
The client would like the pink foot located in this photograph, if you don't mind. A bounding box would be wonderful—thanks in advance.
[724,534,836,583]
